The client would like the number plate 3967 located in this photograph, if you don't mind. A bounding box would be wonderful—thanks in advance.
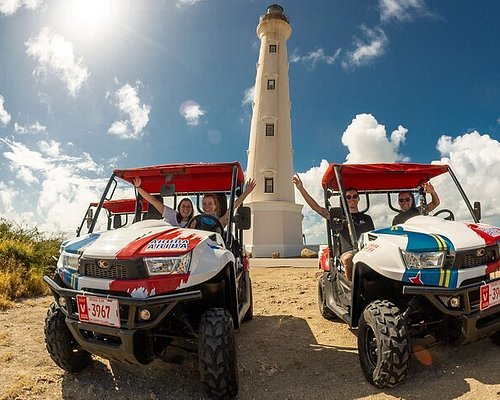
[76,295,121,328]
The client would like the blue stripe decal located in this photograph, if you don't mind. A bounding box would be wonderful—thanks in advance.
[402,268,458,288]
[64,233,100,254]
[60,269,79,289]
[373,227,455,252]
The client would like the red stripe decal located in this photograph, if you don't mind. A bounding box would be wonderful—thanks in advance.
[466,224,499,246]
[109,273,190,296]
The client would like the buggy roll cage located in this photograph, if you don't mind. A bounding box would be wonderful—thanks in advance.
[321,163,480,256]
[86,162,245,248]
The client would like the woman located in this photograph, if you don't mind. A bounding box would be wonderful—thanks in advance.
[133,177,194,227]
[192,178,256,228]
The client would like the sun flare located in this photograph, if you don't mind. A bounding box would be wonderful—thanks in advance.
[65,0,118,33]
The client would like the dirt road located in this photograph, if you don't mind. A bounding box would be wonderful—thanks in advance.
[1,267,499,400]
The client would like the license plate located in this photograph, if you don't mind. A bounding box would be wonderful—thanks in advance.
[76,295,121,328]
[480,280,500,311]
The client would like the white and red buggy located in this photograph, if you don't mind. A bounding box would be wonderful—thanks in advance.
[44,162,252,399]
[317,163,500,388]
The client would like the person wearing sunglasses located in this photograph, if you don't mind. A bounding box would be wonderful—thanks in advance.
[292,174,374,281]
[392,181,440,225]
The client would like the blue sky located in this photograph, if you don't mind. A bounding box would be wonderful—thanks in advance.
[0,0,499,241]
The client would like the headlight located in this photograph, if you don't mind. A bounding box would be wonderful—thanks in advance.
[401,250,445,269]
[62,252,80,270]
[144,253,192,275]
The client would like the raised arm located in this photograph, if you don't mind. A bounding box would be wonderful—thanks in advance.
[423,181,440,213]
[133,177,164,215]
[292,174,329,220]
[220,178,256,227]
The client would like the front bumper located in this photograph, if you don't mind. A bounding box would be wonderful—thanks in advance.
[44,275,202,364]
[403,276,500,344]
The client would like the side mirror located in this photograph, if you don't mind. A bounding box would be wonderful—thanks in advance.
[113,215,123,229]
[160,183,176,197]
[85,208,94,229]
[234,206,251,230]
[329,207,344,233]
[473,201,481,221]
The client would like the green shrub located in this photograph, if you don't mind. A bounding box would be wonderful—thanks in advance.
[0,218,61,302]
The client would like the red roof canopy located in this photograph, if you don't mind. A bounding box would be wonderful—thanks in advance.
[113,162,245,194]
[321,163,450,191]
[90,199,147,214]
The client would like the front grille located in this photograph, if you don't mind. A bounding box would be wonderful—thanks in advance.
[80,258,147,280]
[454,245,498,269]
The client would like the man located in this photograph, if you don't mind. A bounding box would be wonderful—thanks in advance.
[292,175,374,280]
[392,181,440,225]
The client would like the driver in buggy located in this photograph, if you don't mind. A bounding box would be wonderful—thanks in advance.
[293,175,374,280]
[189,179,256,233]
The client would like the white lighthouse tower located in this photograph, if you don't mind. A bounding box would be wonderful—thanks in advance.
[244,4,303,257]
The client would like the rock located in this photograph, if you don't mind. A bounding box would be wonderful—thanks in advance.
[301,248,318,258]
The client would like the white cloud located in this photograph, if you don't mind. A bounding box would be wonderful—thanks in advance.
[0,95,11,126]
[379,0,429,22]
[108,83,151,139]
[175,0,203,8]
[38,139,61,157]
[343,26,388,69]
[0,137,117,234]
[433,131,500,224]
[0,0,43,15]
[207,129,222,145]
[25,28,90,96]
[242,86,254,107]
[180,100,206,126]
[290,48,341,69]
[341,113,408,163]
[0,181,17,216]
[14,121,47,134]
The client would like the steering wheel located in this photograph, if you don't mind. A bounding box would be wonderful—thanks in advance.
[187,213,224,234]
[433,209,455,221]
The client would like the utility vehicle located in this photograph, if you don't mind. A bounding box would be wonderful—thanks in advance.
[44,162,252,399]
[317,163,500,388]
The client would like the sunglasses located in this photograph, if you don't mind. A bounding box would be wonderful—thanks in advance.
[346,194,359,200]
[399,198,412,203]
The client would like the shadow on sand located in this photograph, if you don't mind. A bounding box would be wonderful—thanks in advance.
[60,314,500,400]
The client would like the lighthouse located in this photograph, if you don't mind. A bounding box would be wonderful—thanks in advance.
[244,4,303,257]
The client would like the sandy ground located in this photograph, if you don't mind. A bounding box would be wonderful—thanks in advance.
[1,266,500,400]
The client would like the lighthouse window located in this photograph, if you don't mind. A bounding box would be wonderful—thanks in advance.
[264,178,274,193]
[269,44,277,53]
[265,124,275,136]
[267,79,276,90]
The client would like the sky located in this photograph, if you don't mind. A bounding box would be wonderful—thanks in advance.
[0,0,499,243]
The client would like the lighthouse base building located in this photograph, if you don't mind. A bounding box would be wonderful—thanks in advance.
[245,201,303,258]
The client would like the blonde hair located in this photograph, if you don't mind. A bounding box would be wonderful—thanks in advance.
[203,193,220,217]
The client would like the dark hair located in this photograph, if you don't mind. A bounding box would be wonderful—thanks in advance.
[176,198,194,223]
[398,191,417,210]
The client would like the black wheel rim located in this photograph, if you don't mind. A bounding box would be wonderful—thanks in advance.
[364,326,378,368]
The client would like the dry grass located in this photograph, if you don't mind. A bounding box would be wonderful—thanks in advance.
[0,219,60,307]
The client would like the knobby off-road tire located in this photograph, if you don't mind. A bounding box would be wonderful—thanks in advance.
[199,308,238,399]
[44,302,92,372]
[357,300,411,388]
[318,276,337,320]
[490,330,500,345]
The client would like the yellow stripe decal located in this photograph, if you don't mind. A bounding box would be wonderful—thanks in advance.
[439,269,445,286]
[444,269,451,287]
